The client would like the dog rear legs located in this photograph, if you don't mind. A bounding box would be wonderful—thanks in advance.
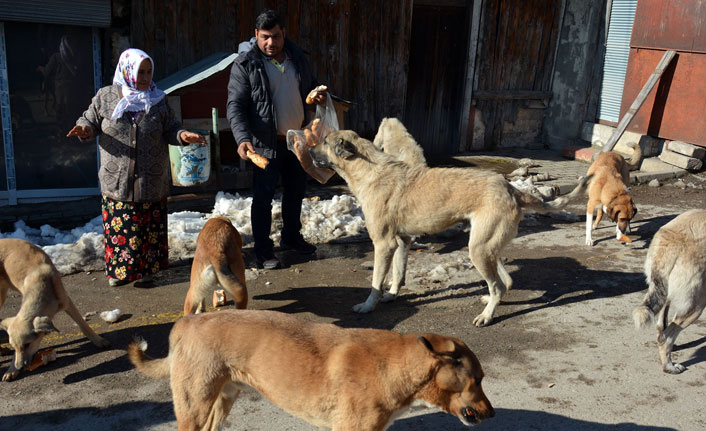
[469,216,515,327]
[60,288,110,348]
[658,309,703,374]
[184,264,248,315]
[172,365,237,430]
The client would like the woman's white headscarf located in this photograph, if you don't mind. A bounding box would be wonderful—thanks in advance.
[110,48,166,120]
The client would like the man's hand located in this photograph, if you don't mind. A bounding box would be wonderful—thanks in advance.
[66,125,93,139]
[180,131,207,145]
[311,89,327,105]
[237,141,256,160]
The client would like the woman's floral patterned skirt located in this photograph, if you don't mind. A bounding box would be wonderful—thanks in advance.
[102,196,169,282]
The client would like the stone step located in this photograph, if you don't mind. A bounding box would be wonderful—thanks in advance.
[659,148,704,171]
[664,140,705,159]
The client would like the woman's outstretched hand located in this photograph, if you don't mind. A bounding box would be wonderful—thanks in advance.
[180,131,207,145]
[66,125,92,139]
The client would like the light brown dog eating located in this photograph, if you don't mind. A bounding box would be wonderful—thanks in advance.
[0,238,109,381]
[183,216,247,315]
[128,309,494,430]
[585,144,641,246]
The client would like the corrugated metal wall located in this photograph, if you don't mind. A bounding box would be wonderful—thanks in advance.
[0,0,111,28]
[596,0,637,124]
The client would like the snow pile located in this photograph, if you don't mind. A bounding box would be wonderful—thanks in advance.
[0,192,366,275]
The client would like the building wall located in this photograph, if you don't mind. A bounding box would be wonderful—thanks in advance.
[543,0,606,150]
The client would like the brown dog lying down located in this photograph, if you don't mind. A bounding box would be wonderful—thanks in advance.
[0,238,109,381]
[183,216,247,315]
[128,309,494,430]
[633,209,706,374]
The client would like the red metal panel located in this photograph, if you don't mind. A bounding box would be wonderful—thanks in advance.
[621,49,706,146]
[631,0,706,53]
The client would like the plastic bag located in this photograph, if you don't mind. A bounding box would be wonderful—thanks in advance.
[286,93,338,184]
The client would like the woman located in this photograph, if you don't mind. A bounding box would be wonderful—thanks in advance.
[68,48,205,287]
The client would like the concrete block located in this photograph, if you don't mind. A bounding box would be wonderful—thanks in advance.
[659,149,703,171]
[664,140,705,159]
[581,122,663,157]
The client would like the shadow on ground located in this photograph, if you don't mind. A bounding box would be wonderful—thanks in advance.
[390,409,677,431]
[0,401,174,431]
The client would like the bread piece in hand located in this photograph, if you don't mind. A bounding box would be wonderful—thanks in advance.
[306,85,328,104]
[247,150,269,170]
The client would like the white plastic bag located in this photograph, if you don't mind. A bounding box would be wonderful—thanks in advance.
[286,94,338,184]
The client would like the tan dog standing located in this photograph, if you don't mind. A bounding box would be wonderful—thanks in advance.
[309,130,590,326]
[128,309,494,430]
[585,144,642,246]
[0,238,109,381]
[183,217,247,315]
[633,209,706,374]
[373,117,427,166]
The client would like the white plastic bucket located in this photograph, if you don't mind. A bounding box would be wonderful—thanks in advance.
[169,135,211,186]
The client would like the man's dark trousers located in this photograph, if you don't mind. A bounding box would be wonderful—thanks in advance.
[251,139,308,260]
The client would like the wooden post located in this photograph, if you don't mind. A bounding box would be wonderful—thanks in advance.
[212,107,223,188]
[602,50,676,153]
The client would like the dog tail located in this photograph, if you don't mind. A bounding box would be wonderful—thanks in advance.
[515,174,592,213]
[127,337,171,379]
[626,143,643,171]
[633,246,670,329]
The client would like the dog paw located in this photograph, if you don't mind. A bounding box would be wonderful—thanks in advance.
[353,302,374,313]
[2,369,20,382]
[473,313,493,327]
[663,363,686,374]
[381,292,397,303]
[585,238,595,246]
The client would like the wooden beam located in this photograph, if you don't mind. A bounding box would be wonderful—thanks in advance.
[601,49,676,153]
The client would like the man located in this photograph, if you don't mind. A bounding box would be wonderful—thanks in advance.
[227,9,326,269]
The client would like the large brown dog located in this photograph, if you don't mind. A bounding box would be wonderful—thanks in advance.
[183,216,247,315]
[585,145,641,246]
[0,238,109,381]
[309,130,590,326]
[633,209,706,374]
[128,309,494,430]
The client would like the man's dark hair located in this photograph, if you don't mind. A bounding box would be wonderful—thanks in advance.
[255,9,283,30]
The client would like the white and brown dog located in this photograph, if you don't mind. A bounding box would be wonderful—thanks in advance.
[0,238,109,381]
[128,309,494,430]
[585,144,642,246]
[183,216,247,315]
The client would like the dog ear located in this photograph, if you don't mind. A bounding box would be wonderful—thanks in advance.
[334,138,356,160]
[0,316,12,331]
[418,334,457,358]
[32,316,59,334]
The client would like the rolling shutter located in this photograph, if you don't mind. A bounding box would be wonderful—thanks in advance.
[597,0,638,123]
[0,0,110,28]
